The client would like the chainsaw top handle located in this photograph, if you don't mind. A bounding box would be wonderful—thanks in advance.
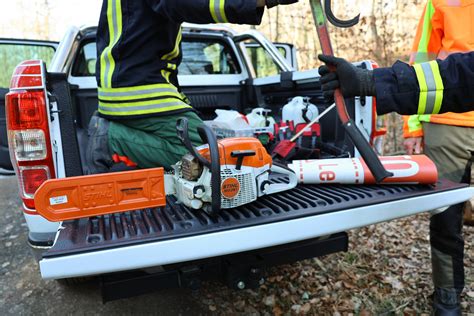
[176,118,221,216]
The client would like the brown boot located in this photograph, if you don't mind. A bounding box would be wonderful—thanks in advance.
[463,201,474,226]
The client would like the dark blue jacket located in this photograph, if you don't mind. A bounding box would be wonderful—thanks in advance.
[96,0,264,119]
[375,52,474,116]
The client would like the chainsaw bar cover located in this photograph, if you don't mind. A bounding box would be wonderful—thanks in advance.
[34,168,166,222]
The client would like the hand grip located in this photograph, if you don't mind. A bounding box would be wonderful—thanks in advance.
[310,0,392,183]
[343,119,393,182]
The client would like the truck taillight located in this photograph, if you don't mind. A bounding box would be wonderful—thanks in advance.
[6,60,55,209]
[19,166,50,198]
[6,91,48,129]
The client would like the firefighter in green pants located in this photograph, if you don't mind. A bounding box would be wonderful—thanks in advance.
[87,0,299,174]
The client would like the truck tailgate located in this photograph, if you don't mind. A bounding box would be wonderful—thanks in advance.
[40,180,473,279]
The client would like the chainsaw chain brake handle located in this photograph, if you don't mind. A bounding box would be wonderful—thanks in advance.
[324,0,359,28]
[176,118,221,215]
[310,0,393,182]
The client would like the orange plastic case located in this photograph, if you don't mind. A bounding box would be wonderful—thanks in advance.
[34,168,166,222]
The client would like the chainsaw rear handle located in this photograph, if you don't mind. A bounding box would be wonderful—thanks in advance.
[176,119,221,215]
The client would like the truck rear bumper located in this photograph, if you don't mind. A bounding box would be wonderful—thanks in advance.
[39,183,474,280]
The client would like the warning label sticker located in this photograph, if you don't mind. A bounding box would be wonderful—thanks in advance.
[49,195,68,206]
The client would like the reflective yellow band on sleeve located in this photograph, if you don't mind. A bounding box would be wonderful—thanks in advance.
[414,61,444,115]
[209,0,228,23]
[429,60,444,115]
[414,64,428,115]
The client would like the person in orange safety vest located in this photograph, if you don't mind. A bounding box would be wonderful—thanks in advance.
[402,1,474,314]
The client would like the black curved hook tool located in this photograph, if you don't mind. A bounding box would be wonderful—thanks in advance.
[324,0,360,28]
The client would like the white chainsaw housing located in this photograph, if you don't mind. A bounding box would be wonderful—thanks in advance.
[168,162,297,212]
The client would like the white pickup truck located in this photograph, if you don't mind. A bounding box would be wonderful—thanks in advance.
[3,24,473,301]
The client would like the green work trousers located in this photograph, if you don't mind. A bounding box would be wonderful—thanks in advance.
[108,111,203,170]
[423,122,472,298]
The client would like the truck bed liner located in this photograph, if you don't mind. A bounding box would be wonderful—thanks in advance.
[43,180,467,259]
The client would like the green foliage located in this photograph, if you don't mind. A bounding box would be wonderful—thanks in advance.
[0,44,55,88]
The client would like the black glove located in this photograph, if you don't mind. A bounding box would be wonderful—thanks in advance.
[318,55,376,101]
[266,0,299,8]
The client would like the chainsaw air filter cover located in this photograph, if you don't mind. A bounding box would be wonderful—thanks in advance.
[181,153,202,181]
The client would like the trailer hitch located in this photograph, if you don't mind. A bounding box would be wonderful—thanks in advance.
[324,0,360,28]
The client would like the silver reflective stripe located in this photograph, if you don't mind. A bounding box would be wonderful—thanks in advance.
[99,87,179,99]
[421,62,437,115]
[214,0,225,23]
[100,102,188,113]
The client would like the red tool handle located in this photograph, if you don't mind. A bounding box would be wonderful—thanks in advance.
[310,0,392,183]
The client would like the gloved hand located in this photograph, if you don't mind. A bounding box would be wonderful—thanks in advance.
[318,55,376,101]
[265,0,299,8]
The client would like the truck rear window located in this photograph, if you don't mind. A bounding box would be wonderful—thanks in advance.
[0,43,55,88]
[71,38,241,77]
[179,39,241,75]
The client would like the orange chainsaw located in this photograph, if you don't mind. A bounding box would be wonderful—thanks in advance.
[34,119,298,221]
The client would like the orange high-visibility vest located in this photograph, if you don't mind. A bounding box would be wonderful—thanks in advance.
[403,0,474,138]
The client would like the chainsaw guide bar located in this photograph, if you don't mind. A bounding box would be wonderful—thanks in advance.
[34,168,166,222]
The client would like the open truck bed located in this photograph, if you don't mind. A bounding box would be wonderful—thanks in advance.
[40,180,473,281]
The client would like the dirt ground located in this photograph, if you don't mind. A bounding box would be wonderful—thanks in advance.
[0,175,472,315]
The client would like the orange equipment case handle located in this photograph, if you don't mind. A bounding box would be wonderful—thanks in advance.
[34,168,166,222]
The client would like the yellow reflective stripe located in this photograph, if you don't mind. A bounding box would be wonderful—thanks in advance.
[161,70,171,83]
[407,115,423,133]
[99,98,191,116]
[210,0,218,22]
[167,63,177,70]
[414,64,428,115]
[99,91,182,102]
[100,98,190,109]
[100,0,123,88]
[209,0,228,23]
[219,0,228,23]
[98,83,183,101]
[99,83,178,93]
[99,105,191,116]
[429,60,444,114]
[412,0,436,64]
[162,28,182,61]
[418,114,431,122]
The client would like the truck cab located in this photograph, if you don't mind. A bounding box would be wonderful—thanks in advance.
[4,24,473,300]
